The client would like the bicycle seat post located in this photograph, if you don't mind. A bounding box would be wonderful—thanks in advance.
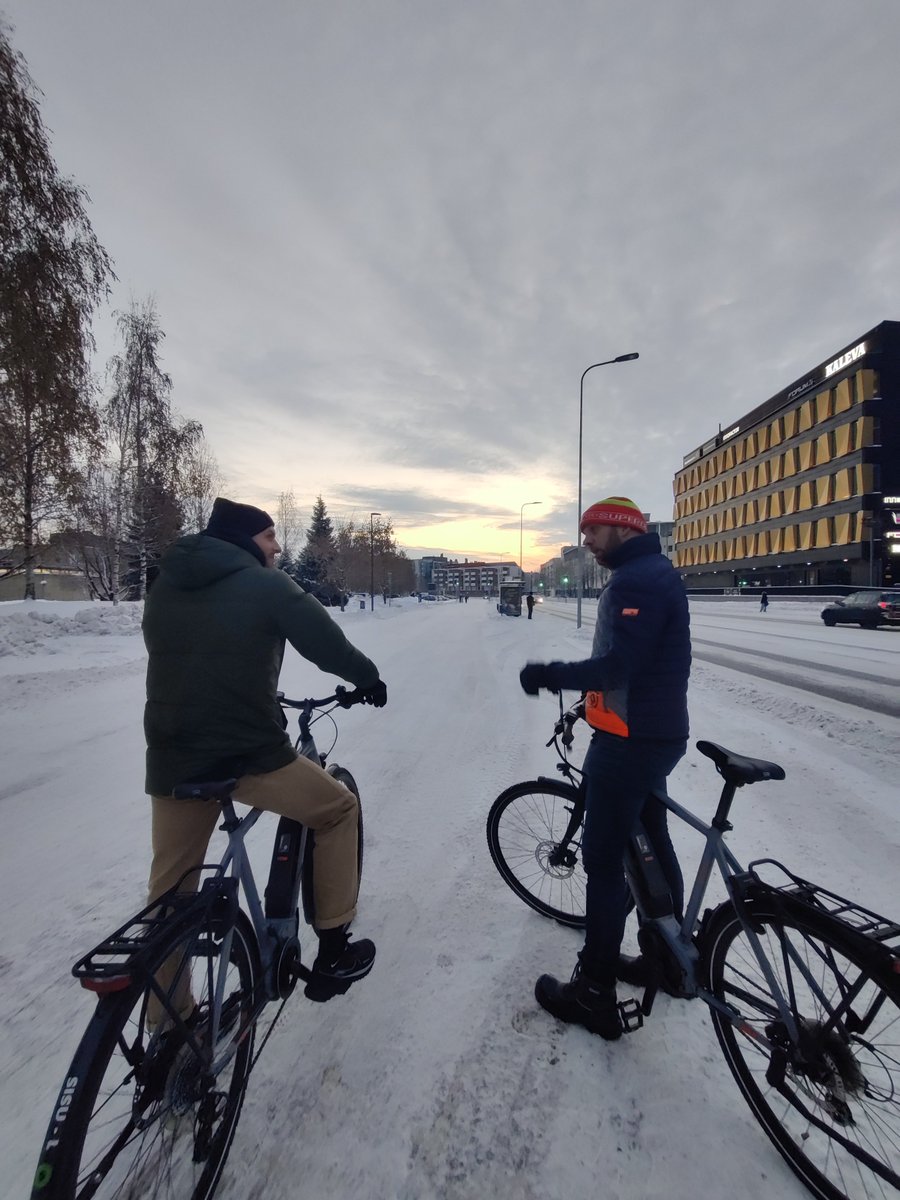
[711,779,738,833]
[218,792,241,833]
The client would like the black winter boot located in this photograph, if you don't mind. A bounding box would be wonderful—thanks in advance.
[535,957,623,1040]
[617,953,652,986]
[617,953,682,997]
[305,926,376,1002]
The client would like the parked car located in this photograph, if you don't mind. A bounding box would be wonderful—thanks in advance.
[820,590,900,628]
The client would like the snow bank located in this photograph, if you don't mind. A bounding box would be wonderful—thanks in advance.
[0,600,143,656]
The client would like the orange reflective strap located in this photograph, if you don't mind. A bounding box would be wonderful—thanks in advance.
[584,690,629,737]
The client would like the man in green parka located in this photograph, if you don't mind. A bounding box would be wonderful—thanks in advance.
[143,497,385,1003]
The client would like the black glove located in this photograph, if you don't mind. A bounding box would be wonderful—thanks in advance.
[359,680,387,707]
[334,685,354,708]
[520,663,559,696]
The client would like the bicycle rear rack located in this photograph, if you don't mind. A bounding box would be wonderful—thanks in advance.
[746,859,900,949]
[73,878,238,994]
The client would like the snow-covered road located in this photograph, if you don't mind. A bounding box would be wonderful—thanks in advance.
[544,596,900,717]
[1,597,897,1199]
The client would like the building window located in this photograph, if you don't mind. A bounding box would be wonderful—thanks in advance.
[835,378,853,412]
[816,390,833,423]
[815,475,834,506]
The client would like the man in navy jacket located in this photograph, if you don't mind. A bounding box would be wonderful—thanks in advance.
[520,497,691,1039]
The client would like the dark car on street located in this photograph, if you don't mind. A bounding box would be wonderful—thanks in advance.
[820,589,900,628]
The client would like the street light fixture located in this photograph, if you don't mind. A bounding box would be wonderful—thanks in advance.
[519,500,541,588]
[576,352,639,628]
[369,512,381,611]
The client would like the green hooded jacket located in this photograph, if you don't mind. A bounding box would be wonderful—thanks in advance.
[143,534,380,795]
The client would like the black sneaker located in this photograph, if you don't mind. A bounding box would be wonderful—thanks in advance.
[304,936,376,1003]
[535,962,623,1041]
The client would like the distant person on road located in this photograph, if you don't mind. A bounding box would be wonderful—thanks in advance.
[519,497,691,1041]
[526,592,535,619]
[760,591,769,613]
[143,497,386,1013]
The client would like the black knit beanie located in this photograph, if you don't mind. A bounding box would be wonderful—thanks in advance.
[203,497,275,565]
[205,497,274,538]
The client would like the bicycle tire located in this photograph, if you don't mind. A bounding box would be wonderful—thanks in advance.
[328,765,364,879]
[705,902,900,1200]
[486,780,587,927]
[33,909,258,1200]
[300,765,364,925]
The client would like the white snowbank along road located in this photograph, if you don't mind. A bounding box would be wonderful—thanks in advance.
[1,597,897,1199]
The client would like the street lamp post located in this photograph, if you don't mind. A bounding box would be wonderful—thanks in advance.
[369,512,381,611]
[519,500,541,587]
[576,353,639,628]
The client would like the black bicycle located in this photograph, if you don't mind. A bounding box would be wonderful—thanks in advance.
[32,687,368,1200]
[487,695,900,1200]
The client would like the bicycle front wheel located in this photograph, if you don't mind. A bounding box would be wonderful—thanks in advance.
[486,780,586,927]
[328,765,364,878]
[33,909,258,1200]
[706,903,900,1200]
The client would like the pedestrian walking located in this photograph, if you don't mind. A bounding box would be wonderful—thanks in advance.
[526,592,535,619]
[760,591,769,613]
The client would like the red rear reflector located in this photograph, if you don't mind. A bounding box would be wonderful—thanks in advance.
[80,975,132,994]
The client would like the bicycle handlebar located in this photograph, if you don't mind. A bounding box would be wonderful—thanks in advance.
[549,699,586,749]
[277,686,367,711]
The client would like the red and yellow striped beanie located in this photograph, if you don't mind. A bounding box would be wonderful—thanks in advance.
[580,496,648,534]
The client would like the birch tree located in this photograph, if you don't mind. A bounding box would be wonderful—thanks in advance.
[105,297,200,599]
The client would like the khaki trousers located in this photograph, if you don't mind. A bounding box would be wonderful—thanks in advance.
[146,757,360,1024]
[148,755,361,929]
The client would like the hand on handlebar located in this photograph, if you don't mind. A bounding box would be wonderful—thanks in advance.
[519,662,560,696]
[359,680,387,707]
[335,681,387,708]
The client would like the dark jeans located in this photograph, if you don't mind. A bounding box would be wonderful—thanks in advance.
[580,731,687,985]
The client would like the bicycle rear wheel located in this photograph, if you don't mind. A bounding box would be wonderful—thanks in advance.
[706,902,900,1200]
[33,908,258,1199]
[486,780,586,927]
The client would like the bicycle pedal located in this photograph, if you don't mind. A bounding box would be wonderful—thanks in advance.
[304,976,352,1003]
[617,997,644,1033]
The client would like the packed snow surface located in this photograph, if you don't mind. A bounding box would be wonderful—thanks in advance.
[1,595,897,1199]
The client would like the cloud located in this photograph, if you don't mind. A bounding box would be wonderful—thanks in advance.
[5,0,900,555]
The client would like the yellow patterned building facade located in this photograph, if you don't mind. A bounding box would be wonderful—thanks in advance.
[673,321,899,588]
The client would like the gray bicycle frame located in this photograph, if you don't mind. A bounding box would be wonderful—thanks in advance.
[194,710,327,1069]
[637,789,805,1043]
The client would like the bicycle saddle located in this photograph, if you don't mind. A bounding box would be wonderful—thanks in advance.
[173,778,238,801]
[696,741,786,786]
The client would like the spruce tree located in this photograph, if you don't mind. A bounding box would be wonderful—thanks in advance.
[298,495,336,598]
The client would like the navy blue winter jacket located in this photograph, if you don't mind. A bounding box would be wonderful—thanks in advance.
[543,532,690,740]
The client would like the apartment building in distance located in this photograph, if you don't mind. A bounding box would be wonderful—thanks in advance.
[673,320,900,588]
[419,555,520,596]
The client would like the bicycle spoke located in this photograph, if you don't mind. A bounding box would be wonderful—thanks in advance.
[709,904,900,1199]
[35,913,257,1199]
[487,781,587,927]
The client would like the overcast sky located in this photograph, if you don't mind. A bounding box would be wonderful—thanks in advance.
[4,0,899,566]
